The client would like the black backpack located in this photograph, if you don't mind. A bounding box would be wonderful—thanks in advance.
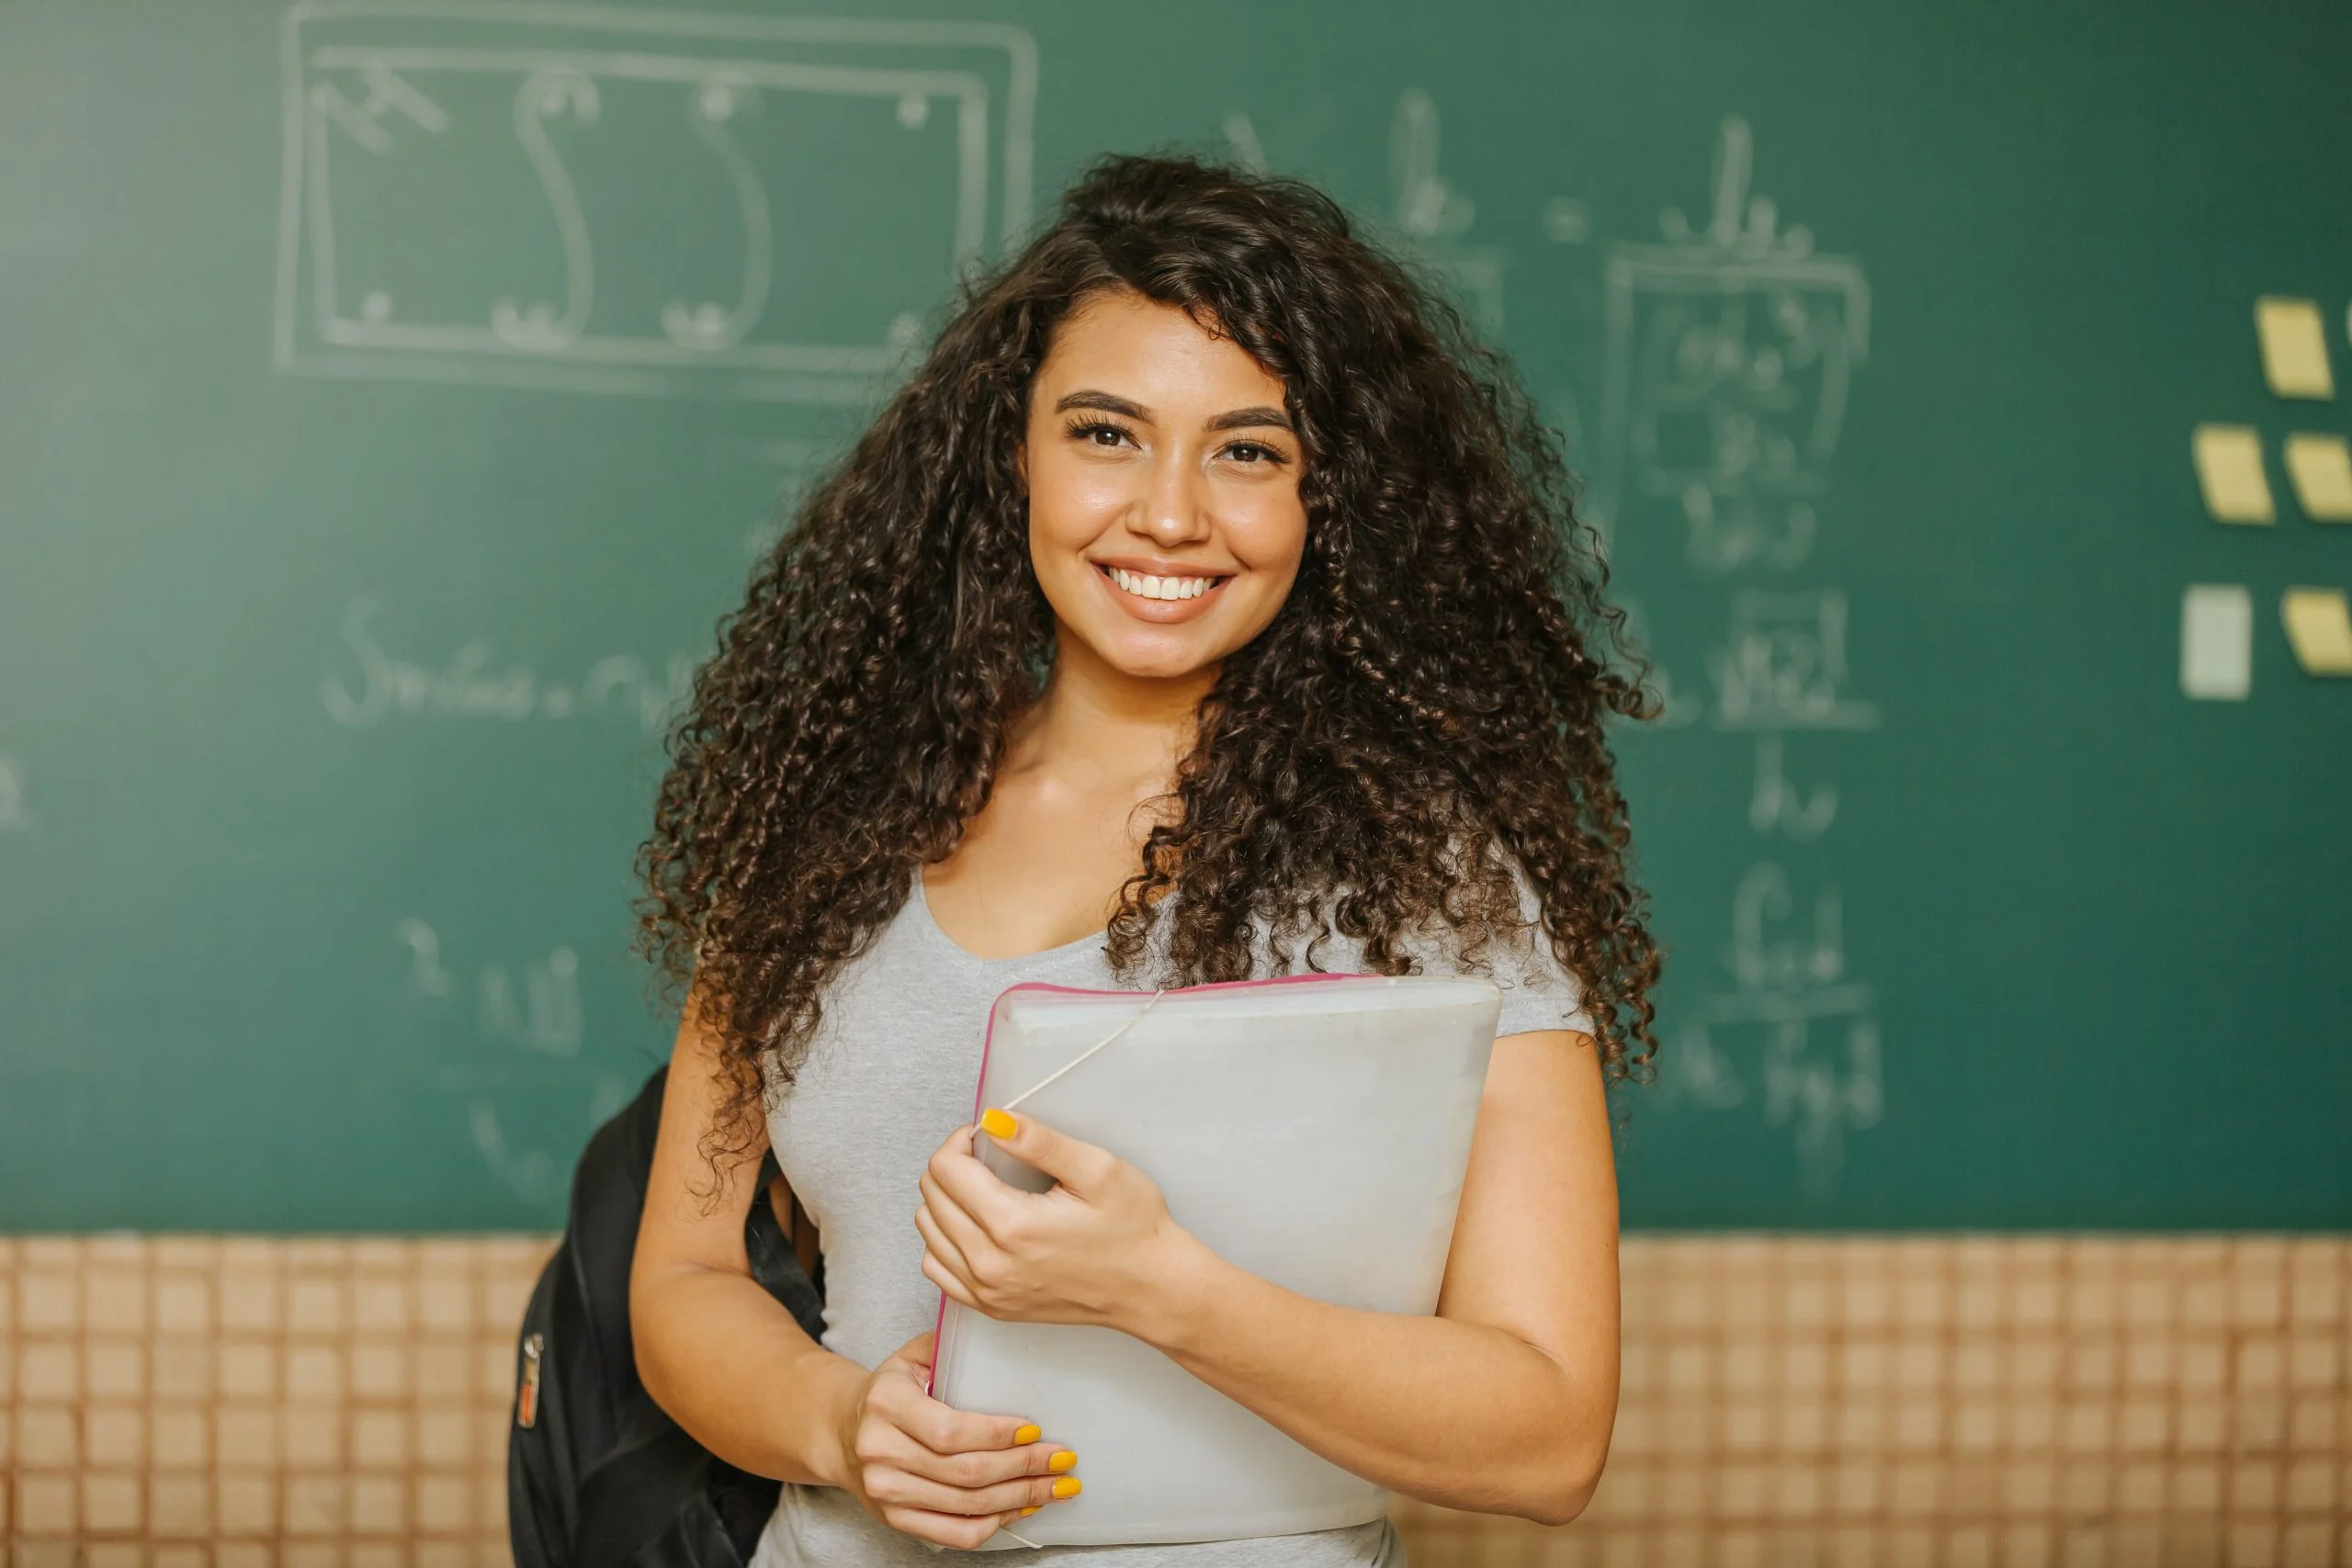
[508,1066,827,1568]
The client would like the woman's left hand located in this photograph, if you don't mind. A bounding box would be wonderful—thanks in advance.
[917,1109,1194,1335]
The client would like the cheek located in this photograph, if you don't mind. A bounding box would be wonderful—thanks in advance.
[1025,446,1131,542]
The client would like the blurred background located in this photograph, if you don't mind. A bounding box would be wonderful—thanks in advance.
[3,0,2347,1562]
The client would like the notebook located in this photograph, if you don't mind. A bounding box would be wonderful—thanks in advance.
[926,972,1502,1549]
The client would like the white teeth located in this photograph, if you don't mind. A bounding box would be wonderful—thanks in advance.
[1109,567,1216,602]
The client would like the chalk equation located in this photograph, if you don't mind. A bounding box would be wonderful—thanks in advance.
[395,915,630,1201]
[320,594,696,733]
[1607,119,1884,1192]
[1390,90,1507,334]
[1667,863,1883,1191]
[274,3,1036,400]
[398,917,582,1055]
[1594,117,1871,570]
[1709,588,1881,731]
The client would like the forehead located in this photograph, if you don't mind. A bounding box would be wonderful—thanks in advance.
[1036,290,1286,403]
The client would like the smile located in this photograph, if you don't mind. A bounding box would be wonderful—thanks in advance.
[1096,563,1227,602]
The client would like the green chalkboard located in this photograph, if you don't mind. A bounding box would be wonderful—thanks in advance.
[4,0,2346,1230]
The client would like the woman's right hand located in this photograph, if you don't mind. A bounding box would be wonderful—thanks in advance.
[830,1329,1080,1549]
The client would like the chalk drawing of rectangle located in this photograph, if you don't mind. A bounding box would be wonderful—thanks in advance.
[1594,246,1871,536]
[274,3,1036,401]
[2179,583,2253,701]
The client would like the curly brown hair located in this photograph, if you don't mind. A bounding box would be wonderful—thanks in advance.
[630,152,1662,1165]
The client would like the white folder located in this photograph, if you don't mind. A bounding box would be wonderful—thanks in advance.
[927,973,1501,1548]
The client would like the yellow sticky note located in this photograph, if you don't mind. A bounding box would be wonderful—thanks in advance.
[2192,424,2274,523]
[2283,433,2352,521]
[2280,587,2352,675]
[2256,297,2334,400]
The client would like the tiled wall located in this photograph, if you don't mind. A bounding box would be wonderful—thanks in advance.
[5,1235,2347,1566]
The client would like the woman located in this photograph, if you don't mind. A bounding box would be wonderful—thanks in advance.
[628,153,1659,1566]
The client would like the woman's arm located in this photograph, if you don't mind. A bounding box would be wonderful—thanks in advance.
[629,982,866,1484]
[918,1027,1620,1525]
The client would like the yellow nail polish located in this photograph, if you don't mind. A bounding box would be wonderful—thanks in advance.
[1048,1450,1078,1472]
[1052,1476,1082,1499]
[1020,1505,1041,1517]
[1012,1423,1040,1445]
[979,1107,1018,1139]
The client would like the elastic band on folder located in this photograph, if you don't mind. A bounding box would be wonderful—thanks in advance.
[996,987,1170,1112]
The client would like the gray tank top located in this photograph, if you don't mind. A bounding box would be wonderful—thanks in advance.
[751,867,1591,1568]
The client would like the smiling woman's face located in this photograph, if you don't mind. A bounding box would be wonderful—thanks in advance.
[1021,289,1307,683]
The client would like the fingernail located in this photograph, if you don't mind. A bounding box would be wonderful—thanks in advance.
[1052,1476,1082,1499]
[1047,1450,1078,1473]
[1013,1423,1040,1445]
[1020,1505,1041,1517]
[980,1108,1018,1139]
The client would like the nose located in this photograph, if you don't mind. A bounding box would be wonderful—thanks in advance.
[1134,447,1212,547]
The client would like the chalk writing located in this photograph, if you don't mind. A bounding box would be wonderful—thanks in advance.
[275,4,1036,400]
[321,595,695,734]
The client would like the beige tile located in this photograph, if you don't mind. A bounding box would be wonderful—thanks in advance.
[350,1474,410,1535]
[417,1343,473,1401]
[352,1339,412,1400]
[88,1338,148,1399]
[416,1473,476,1534]
[85,1545,146,1568]
[153,1547,212,1568]
[349,1545,411,1568]
[354,1278,413,1334]
[283,1406,345,1468]
[2226,1519,2280,1568]
[218,1340,279,1400]
[289,1273,353,1334]
[217,1267,284,1334]
[417,1406,474,1466]
[2230,1459,2281,1511]
[2240,1398,2289,1451]
[216,1472,280,1535]
[2058,1461,2111,1516]
[352,1408,414,1468]
[21,1337,79,1399]
[85,1404,147,1467]
[1954,1401,2001,1452]
[284,1475,350,1537]
[153,1337,215,1401]
[85,1471,147,1535]
[151,1235,218,1269]
[2282,1455,2335,1511]
[420,1272,477,1333]
[2280,1521,2335,1568]
[19,1471,82,1535]
[153,1404,210,1469]
[18,1404,81,1466]
[2288,1336,2339,1389]
[2288,1395,2337,1451]
[218,1543,277,1568]
[154,1272,214,1336]
[1778,1401,1827,1453]
[2113,1461,2165,1514]
[85,1268,150,1335]
[1887,1462,1939,1517]
[2003,1461,2056,1513]
[19,1269,80,1332]
[288,1343,347,1403]
[150,1473,213,1539]
[284,1549,348,1568]
[215,1408,280,1469]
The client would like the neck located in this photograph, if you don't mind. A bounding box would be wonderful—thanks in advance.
[1011,630,1217,791]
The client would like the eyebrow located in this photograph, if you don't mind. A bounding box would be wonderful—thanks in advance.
[1054,389,1294,434]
